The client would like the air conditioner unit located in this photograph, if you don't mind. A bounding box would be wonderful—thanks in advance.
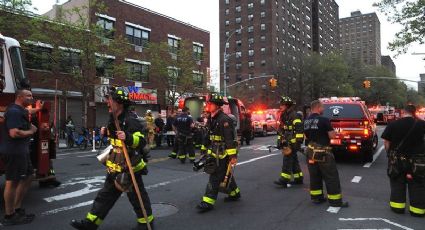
[135,46,143,53]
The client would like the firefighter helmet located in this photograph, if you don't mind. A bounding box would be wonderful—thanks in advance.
[280,96,294,106]
[108,86,131,105]
[208,93,226,106]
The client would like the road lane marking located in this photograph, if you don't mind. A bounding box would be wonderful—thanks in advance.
[363,146,385,168]
[42,152,280,215]
[327,206,341,214]
[351,176,362,183]
[337,229,391,230]
[339,218,414,230]
[57,150,97,156]
[44,176,105,202]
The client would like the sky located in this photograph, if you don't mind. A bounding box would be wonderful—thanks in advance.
[31,0,425,89]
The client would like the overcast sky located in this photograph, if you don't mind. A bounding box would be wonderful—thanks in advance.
[32,0,425,89]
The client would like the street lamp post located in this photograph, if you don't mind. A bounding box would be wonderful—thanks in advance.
[223,26,243,97]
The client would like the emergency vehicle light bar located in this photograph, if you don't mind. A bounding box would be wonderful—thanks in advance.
[319,97,362,103]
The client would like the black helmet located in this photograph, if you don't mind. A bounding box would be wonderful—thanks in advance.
[108,86,131,105]
[280,96,294,106]
[208,93,226,106]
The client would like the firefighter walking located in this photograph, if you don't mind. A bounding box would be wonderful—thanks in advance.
[70,86,153,230]
[174,107,195,163]
[304,100,348,207]
[274,96,304,187]
[197,93,240,212]
[145,110,155,149]
[381,104,425,217]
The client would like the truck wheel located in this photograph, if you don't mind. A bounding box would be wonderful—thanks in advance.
[372,135,378,150]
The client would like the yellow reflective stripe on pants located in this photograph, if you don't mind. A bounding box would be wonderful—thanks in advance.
[410,206,425,215]
[295,134,304,138]
[225,148,237,155]
[280,173,291,179]
[86,212,102,226]
[203,196,216,205]
[210,135,222,141]
[201,145,207,150]
[328,194,342,200]
[290,138,296,143]
[133,160,146,172]
[310,190,323,196]
[390,201,406,209]
[109,138,123,147]
[132,131,144,149]
[178,155,186,159]
[137,215,154,224]
[294,172,303,178]
[229,187,240,197]
[170,152,177,156]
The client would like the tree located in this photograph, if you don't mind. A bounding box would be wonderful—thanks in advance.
[375,0,425,54]
[146,40,206,106]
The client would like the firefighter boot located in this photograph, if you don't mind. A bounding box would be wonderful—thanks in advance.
[196,202,214,213]
[224,192,241,202]
[132,221,154,230]
[70,219,98,230]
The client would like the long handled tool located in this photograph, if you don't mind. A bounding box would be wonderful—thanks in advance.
[220,161,233,189]
[109,95,152,230]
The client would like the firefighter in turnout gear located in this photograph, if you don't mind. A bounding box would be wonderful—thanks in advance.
[304,100,348,207]
[381,104,425,217]
[274,96,304,187]
[196,93,240,213]
[145,110,155,149]
[174,107,195,163]
[70,86,154,230]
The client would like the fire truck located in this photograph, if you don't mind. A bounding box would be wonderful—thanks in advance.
[320,97,378,163]
[0,34,54,178]
[368,105,397,124]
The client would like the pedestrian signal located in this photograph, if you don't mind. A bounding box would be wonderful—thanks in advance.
[363,80,371,88]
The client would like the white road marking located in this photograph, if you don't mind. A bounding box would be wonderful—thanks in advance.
[363,146,385,168]
[339,218,414,230]
[337,229,391,230]
[42,152,280,215]
[76,154,97,158]
[42,201,93,216]
[327,206,341,214]
[44,176,105,202]
[57,150,98,156]
[351,176,362,183]
[240,145,259,150]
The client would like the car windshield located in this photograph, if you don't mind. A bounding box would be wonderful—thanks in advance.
[9,46,29,89]
[323,104,365,119]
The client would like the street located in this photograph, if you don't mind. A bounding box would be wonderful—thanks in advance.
[2,126,423,230]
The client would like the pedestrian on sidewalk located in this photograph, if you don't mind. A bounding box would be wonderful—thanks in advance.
[0,89,37,226]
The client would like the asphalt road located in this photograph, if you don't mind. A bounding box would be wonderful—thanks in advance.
[1,126,424,230]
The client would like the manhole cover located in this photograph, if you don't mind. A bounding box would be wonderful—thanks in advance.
[152,203,179,217]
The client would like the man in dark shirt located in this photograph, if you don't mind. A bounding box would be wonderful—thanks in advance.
[154,115,165,148]
[381,104,425,217]
[174,107,195,163]
[0,89,37,226]
[304,100,348,207]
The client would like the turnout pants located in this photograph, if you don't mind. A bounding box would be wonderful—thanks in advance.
[280,144,303,183]
[177,135,195,161]
[203,158,240,205]
[85,173,153,226]
[389,174,425,216]
[307,152,343,206]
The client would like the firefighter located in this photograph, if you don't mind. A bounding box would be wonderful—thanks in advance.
[381,104,425,217]
[304,100,348,207]
[240,111,252,146]
[70,86,153,230]
[197,93,240,213]
[274,96,304,187]
[145,110,155,149]
[174,107,195,163]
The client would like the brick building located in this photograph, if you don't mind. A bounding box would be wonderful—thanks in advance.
[219,0,339,107]
[2,0,210,129]
[381,55,396,75]
[339,11,381,66]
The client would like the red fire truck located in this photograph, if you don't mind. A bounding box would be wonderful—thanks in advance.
[0,34,54,178]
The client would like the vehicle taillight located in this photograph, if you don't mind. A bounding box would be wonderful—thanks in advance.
[349,145,358,151]
[363,128,369,137]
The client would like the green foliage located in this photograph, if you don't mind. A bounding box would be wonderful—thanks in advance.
[375,0,425,54]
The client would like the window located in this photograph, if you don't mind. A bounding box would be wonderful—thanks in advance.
[96,56,114,78]
[236,17,241,23]
[25,45,52,71]
[261,12,266,18]
[236,51,242,58]
[248,3,254,8]
[248,49,254,56]
[261,47,266,53]
[59,49,81,73]
[248,14,254,21]
[261,35,266,41]
[261,24,266,30]
[248,61,254,68]
[248,26,254,32]
[236,63,242,70]
[193,72,204,86]
[126,61,149,82]
[236,6,241,12]
[97,17,114,39]
[193,44,203,60]
[126,25,150,47]
[260,0,265,5]
[225,20,230,26]
[168,37,180,54]
[248,38,254,44]
[225,0,229,4]
[168,67,181,84]
[225,9,230,15]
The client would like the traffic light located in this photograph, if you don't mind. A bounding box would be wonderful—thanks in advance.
[269,77,277,89]
[363,80,371,88]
